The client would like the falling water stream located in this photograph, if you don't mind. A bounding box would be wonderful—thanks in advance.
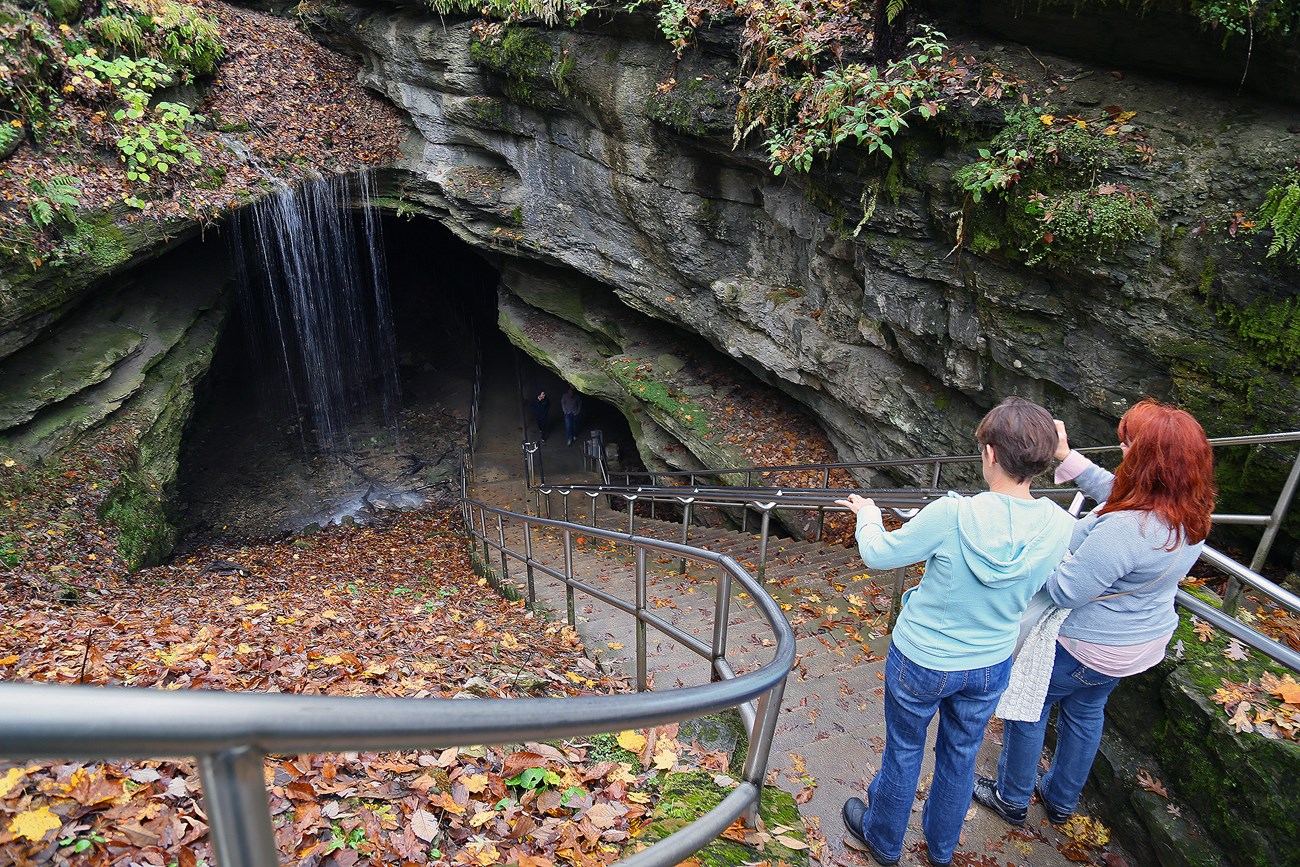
[229,173,401,452]
[176,175,477,547]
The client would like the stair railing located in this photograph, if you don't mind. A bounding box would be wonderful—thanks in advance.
[461,495,796,845]
[536,431,1300,676]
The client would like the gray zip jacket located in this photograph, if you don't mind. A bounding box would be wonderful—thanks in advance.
[1050,455,1203,645]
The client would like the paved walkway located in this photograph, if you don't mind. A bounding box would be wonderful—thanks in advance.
[467,359,1117,867]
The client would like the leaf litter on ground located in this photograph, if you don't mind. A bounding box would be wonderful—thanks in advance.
[0,505,750,865]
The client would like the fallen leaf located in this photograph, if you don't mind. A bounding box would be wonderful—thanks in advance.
[9,806,62,842]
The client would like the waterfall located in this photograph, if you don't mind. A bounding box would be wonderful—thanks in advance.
[228,174,401,452]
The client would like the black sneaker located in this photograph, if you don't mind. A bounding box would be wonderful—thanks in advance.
[972,776,1026,826]
[841,797,899,866]
[1034,773,1073,825]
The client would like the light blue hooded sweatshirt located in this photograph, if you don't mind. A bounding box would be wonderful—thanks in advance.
[853,491,1074,671]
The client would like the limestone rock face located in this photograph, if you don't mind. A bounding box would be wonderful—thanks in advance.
[332,4,1296,489]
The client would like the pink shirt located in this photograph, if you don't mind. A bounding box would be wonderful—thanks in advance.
[1057,634,1172,677]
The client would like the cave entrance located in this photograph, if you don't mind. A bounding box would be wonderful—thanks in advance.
[175,197,635,550]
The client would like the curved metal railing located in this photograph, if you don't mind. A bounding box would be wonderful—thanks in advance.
[535,432,1300,675]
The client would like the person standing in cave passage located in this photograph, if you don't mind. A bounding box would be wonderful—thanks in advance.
[561,386,583,446]
[533,390,550,444]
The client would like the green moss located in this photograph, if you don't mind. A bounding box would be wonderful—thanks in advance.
[645,74,734,138]
[467,96,508,129]
[1213,296,1300,372]
[98,471,172,569]
[637,772,806,867]
[468,25,554,107]
[605,357,711,435]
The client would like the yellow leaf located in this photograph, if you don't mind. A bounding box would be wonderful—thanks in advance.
[653,746,677,771]
[606,642,624,651]
[1040,114,1055,124]
[0,767,27,798]
[617,730,646,752]
[0,655,18,665]
[462,773,490,793]
[320,655,343,665]
[244,602,269,613]
[469,809,496,827]
[9,806,62,842]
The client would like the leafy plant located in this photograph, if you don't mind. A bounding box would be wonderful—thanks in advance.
[1255,168,1300,264]
[765,27,946,174]
[57,832,106,854]
[0,8,67,139]
[953,106,1158,263]
[323,823,367,854]
[116,101,204,183]
[505,766,562,790]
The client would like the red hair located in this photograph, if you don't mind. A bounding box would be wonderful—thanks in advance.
[1099,398,1216,546]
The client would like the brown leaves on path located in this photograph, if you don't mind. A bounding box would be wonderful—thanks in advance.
[4,506,763,865]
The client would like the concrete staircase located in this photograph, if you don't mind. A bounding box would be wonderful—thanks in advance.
[468,480,1101,866]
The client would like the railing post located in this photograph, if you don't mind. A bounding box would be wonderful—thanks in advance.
[524,521,536,603]
[587,491,599,528]
[711,564,732,682]
[625,495,637,534]
[1249,446,1300,573]
[198,747,277,867]
[497,512,509,586]
[756,504,774,584]
[562,489,571,523]
[564,528,576,628]
[888,566,907,630]
[815,467,830,542]
[931,461,941,488]
[741,677,787,827]
[635,546,648,691]
[679,497,695,574]
[478,507,490,564]
[742,471,752,532]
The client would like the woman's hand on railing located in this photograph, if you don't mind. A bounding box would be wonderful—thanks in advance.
[835,493,880,525]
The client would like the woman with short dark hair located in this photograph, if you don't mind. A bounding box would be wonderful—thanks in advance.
[974,398,1215,829]
[836,396,1074,866]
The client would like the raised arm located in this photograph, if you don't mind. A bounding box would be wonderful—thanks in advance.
[837,494,953,571]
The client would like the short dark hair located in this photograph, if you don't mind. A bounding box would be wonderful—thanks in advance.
[974,396,1057,483]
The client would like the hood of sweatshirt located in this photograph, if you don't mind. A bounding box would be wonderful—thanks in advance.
[953,491,1072,587]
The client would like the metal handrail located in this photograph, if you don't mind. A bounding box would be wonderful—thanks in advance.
[537,432,1300,676]
[461,497,796,843]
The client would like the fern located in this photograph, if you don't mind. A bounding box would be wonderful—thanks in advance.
[1257,170,1300,262]
[28,198,54,230]
[885,0,908,24]
[0,122,20,155]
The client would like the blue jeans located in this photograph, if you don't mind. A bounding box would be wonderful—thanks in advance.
[858,645,1012,864]
[996,642,1120,815]
[564,413,578,442]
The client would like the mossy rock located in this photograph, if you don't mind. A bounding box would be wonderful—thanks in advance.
[645,74,736,138]
[636,771,807,867]
[468,25,555,107]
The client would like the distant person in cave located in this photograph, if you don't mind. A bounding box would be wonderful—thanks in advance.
[533,390,550,444]
[835,397,1073,867]
[972,400,1214,831]
[562,386,583,446]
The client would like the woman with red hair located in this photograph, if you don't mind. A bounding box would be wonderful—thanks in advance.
[973,398,1215,828]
